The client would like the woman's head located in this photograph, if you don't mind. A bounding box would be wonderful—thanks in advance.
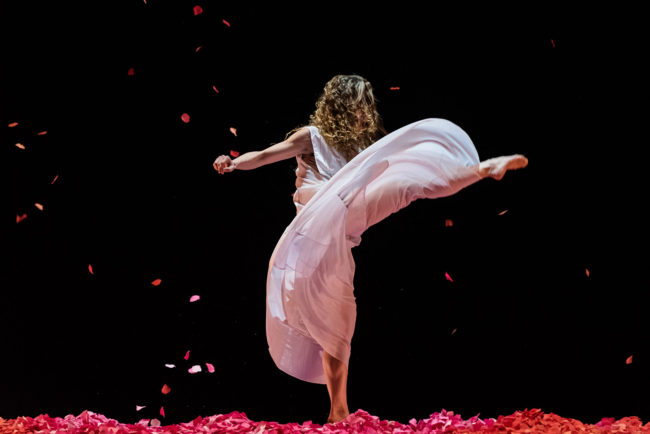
[309,74,385,161]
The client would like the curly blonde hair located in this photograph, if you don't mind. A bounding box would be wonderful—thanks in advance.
[288,75,386,161]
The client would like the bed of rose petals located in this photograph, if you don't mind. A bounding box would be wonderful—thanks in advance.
[1,408,649,433]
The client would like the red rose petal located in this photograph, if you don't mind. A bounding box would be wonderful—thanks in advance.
[551,39,556,48]
[193,5,203,15]
[34,203,44,211]
[498,209,508,216]
[181,113,190,123]
[160,406,165,417]
[15,143,25,150]
[161,384,171,394]
[16,213,27,223]
[626,355,633,364]
[51,174,59,184]
[230,150,239,158]
[37,130,47,135]
[212,85,219,93]
[585,268,590,277]
[8,122,19,127]
[206,363,215,373]
[189,295,200,302]
[445,219,453,227]
[390,86,400,90]
[184,350,190,360]
[127,67,135,76]
[445,272,454,282]
[151,278,162,286]
[195,45,202,52]
[229,127,237,136]
[222,19,230,27]
[88,264,94,275]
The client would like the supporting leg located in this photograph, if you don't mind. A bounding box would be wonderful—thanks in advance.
[322,350,350,423]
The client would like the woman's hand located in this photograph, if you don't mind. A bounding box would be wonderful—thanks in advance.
[213,155,236,174]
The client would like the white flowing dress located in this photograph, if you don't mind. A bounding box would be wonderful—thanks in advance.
[266,118,482,384]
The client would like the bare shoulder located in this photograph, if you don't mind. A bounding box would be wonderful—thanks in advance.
[286,126,313,154]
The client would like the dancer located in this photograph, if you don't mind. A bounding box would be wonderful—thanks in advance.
[213,75,528,424]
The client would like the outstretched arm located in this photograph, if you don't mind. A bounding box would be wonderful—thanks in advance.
[213,127,312,174]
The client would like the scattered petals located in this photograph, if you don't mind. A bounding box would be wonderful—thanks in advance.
[230,150,239,158]
[136,405,146,411]
[206,363,215,373]
[212,85,219,93]
[34,203,44,211]
[445,218,453,227]
[16,214,27,223]
[181,113,190,123]
[88,264,94,275]
[498,209,508,216]
[626,355,634,364]
[189,295,200,302]
[8,122,19,127]
[189,365,202,374]
[127,67,135,76]
[445,272,454,282]
[193,5,203,15]
[37,130,47,135]
[15,143,25,150]
[389,86,401,90]
[229,127,237,136]
[160,406,165,418]
[184,350,190,360]
[161,384,171,394]
[585,268,590,277]
[51,174,59,184]
[222,19,231,27]
[151,278,162,286]
[165,364,175,368]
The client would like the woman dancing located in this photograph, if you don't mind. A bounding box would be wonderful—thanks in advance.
[213,74,528,424]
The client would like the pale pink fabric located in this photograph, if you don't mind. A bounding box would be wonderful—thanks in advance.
[266,118,482,384]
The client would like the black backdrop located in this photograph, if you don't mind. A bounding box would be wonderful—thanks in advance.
[2,1,647,427]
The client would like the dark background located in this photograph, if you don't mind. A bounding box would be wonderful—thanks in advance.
[2,0,647,427]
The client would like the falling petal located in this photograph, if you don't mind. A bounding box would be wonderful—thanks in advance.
[15,143,25,150]
[229,127,237,136]
[51,174,59,184]
[230,150,239,158]
[37,130,47,136]
[222,19,231,27]
[160,406,165,418]
[88,264,94,275]
[190,295,200,302]
[206,363,215,373]
[585,268,590,277]
[445,272,454,282]
[161,384,171,394]
[151,418,161,427]
[16,214,27,223]
[136,405,146,411]
[550,39,556,48]
[189,365,202,374]
[181,113,190,123]
[193,5,203,15]
[127,67,135,76]
[451,328,457,335]
[34,203,44,211]
[626,355,633,364]
[195,45,202,52]
[8,122,19,127]
[389,86,400,91]
[151,278,162,286]
[445,219,453,227]
[165,364,175,368]
[184,350,190,360]
[212,85,220,93]
[498,209,508,216]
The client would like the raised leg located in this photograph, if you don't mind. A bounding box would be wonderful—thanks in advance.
[322,350,350,423]
[474,154,528,180]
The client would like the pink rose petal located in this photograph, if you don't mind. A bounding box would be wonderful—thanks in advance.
[498,209,508,216]
[165,363,175,368]
[51,174,59,184]
[222,19,230,27]
[184,350,190,360]
[8,122,18,127]
[195,45,202,52]
[15,143,25,150]
[34,203,44,211]
[193,5,203,15]
[626,355,633,364]
[136,405,146,411]
[206,363,215,373]
[445,219,453,227]
[190,295,200,302]
[88,264,94,275]
[189,365,202,374]
[181,113,190,123]
[585,268,590,277]
[229,127,237,136]
[151,418,161,427]
[212,85,219,93]
[445,272,454,282]
[151,278,162,286]
[37,130,47,135]
[160,406,165,417]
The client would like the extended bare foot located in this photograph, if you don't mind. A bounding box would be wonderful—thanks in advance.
[327,409,350,424]
[476,154,528,180]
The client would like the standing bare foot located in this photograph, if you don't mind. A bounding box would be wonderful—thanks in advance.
[476,154,528,180]
[327,409,350,424]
